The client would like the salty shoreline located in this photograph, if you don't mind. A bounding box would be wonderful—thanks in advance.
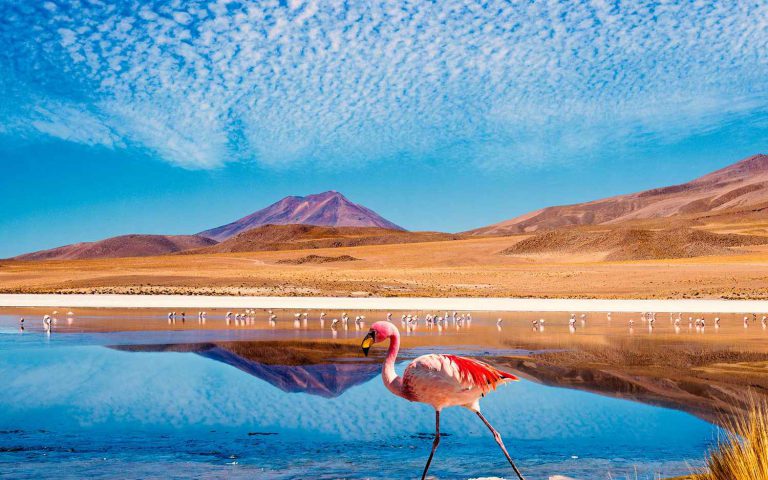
[1,293,767,312]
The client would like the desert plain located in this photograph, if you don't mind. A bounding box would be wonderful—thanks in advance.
[3,223,768,299]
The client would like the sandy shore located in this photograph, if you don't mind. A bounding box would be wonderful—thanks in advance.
[1,293,767,312]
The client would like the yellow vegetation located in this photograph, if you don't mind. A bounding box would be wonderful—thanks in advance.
[697,399,768,480]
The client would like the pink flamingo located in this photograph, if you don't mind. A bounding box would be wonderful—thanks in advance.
[361,321,525,480]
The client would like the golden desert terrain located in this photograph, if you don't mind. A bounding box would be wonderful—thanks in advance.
[3,219,768,299]
[6,154,768,300]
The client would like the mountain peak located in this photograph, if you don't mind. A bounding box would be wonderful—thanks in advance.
[733,153,767,169]
[313,190,342,197]
[468,153,768,235]
[693,153,768,184]
[199,191,404,241]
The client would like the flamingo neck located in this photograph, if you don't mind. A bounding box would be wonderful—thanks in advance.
[382,329,405,398]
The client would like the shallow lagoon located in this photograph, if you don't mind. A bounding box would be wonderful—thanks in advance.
[0,311,721,479]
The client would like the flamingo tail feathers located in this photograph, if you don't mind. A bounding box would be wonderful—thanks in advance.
[444,354,518,392]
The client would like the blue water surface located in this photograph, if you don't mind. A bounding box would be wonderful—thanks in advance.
[0,325,717,479]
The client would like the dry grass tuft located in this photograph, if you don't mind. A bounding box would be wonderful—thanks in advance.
[697,398,768,480]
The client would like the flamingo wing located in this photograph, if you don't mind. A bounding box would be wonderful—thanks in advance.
[401,354,518,408]
[442,354,518,392]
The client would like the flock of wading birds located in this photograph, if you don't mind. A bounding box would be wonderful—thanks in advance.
[19,309,768,336]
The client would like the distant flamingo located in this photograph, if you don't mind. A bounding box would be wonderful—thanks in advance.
[361,321,525,480]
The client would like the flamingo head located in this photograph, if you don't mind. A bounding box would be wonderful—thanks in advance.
[361,321,396,356]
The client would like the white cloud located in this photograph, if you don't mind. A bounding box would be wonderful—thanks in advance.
[103,100,229,169]
[172,11,192,25]
[2,0,768,170]
[29,101,123,149]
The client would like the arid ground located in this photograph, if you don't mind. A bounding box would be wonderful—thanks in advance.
[3,229,768,299]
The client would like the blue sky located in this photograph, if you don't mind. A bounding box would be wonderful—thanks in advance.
[1,0,767,257]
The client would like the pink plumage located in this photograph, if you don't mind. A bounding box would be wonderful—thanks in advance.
[400,353,518,410]
[361,320,526,480]
[443,354,519,391]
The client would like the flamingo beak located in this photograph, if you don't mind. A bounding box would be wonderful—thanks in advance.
[361,331,375,356]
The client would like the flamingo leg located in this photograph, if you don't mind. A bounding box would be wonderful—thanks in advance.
[475,411,526,480]
[420,410,441,480]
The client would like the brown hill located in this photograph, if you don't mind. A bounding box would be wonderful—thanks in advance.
[191,224,462,254]
[199,191,403,241]
[501,227,768,261]
[13,234,217,261]
[470,154,768,235]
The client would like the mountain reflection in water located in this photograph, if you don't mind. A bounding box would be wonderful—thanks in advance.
[0,332,720,480]
[111,341,381,398]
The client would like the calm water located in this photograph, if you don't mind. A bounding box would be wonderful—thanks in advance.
[0,311,721,479]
